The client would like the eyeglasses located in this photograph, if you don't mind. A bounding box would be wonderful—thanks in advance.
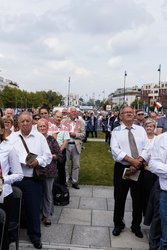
[137,113,144,116]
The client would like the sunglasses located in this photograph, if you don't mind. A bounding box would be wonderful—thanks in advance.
[34,117,40,120]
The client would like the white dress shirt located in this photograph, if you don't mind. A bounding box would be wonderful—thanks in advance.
[149,132,167,191]
[0,140,23,201]
[11,129,52,177]
[111,123,149,165]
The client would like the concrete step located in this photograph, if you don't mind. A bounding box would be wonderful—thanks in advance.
[10,241,148,250]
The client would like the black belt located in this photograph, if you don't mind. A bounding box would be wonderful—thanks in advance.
[68,142,75,144]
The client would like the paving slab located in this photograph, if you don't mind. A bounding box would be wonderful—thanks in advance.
[79,197,107,210]
[64,196,80,209]
[19,228,29,241]
[69,186,93,198]
[107,198,132,212]
[71,225,111,248]
[92,210,113,227]
[50,206,63,224]
[87,138,105,142]
[17,185,150,250]
[93,186,114,198]
[110,227,149,249]
[59,208,91,225]
[41,224,73,244]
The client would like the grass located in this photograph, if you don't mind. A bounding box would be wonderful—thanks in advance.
[97,131,105,139]
[79,141,115,186]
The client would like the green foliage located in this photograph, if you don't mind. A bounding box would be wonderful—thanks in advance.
[95,99,104,108]
[0,86,63,108]
[131,98,144,109]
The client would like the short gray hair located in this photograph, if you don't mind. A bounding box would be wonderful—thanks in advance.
[18,111,33,122]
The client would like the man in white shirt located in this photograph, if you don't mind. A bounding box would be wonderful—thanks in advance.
[149,133,167,249]
[111,106,148,238]
[12,112,52,249]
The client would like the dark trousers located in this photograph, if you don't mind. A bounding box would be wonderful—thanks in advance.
[0,193,13,250]
[14,177,43,243]
[105,131,111,144]
[57,149,66,186]
[149,180,161,249]
[113,162,144,229]
[86,131,97,138]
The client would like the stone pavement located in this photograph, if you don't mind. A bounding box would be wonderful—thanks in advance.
[10,185,150,250]
[87,138,105,142]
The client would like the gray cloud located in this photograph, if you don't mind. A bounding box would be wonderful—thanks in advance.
[69,0,154,34]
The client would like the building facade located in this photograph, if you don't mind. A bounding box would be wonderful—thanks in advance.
[141,82,167,108]
[65,93,79,107]
[109,86,141,108]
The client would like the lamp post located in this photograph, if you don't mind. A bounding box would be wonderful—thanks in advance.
[158,64,161,101]
[67,76,70,106]
[124,70,127,104]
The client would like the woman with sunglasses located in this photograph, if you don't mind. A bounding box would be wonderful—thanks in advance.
[32,114,41,131]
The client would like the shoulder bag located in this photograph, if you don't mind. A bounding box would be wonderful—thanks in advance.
[19,135,47,180]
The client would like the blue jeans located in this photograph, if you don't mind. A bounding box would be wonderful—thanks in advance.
[160,190,167,250]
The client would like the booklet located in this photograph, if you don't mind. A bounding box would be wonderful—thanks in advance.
[122,168,140,181]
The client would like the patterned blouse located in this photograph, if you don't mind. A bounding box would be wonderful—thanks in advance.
[45,135,62,177]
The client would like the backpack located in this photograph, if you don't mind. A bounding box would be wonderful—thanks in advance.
[52,183,70,206]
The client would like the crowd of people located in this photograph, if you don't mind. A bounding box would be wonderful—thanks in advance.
[0,105,167,250]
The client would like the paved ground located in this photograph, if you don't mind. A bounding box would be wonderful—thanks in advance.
[87,138,105,142]
[10,185,150,250]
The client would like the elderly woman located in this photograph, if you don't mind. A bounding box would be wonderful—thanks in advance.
[0,119,23,250]
[145,118,157,144]
[144,118,161,250]
[2,117,14,139]
[143,118,157,212]
[37,118,62,226]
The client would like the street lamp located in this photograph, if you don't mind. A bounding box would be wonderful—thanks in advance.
[124,70,127,104]
[67,76,70,106]
[158,64,161,100]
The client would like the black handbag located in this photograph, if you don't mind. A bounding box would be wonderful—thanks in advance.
[19,135,47,180]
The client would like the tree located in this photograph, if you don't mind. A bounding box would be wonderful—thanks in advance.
[131,98,144,109]
[0,87,63,108]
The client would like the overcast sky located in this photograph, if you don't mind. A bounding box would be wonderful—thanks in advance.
[0,0,167,100]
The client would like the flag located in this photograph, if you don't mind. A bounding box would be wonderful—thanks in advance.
[158,64,161,72]
[155,101,162,109]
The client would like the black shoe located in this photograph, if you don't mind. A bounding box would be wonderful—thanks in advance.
[44,218,51,226]
[131,228,143,238]
[112,224,125,236]
[33,241,42,249]
[72,183,80,189]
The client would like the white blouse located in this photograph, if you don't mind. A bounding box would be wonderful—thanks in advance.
[0,140,23,201]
